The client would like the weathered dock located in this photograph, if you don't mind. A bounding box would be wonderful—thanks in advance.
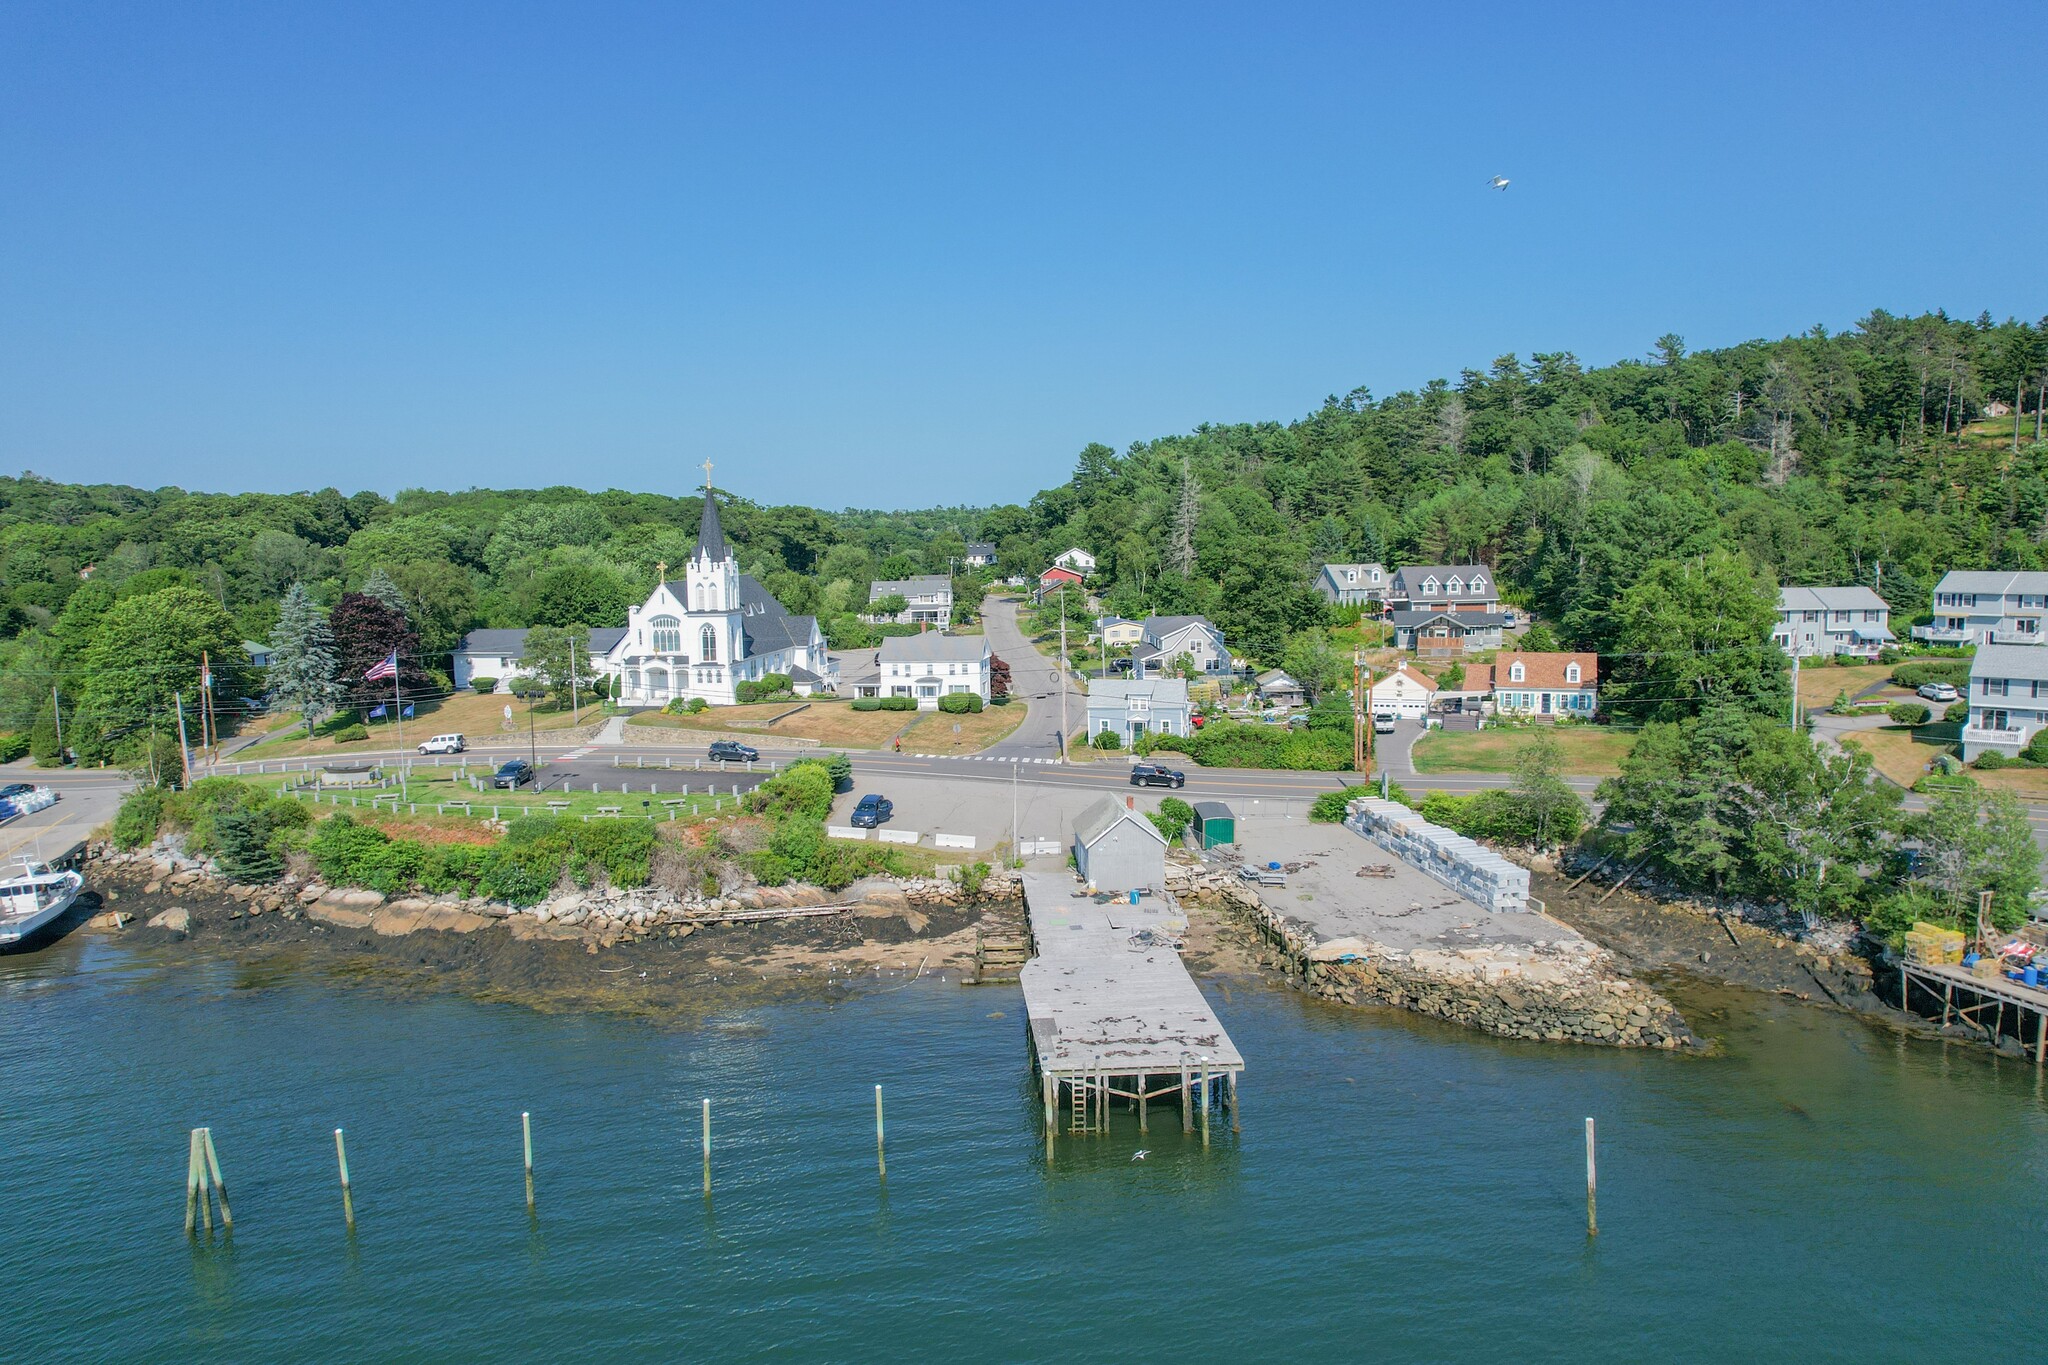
[1900,959,2048,1065]
[1018,873,1242,1143]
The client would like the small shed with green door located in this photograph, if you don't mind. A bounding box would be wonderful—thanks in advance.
[1191,800,1236,850]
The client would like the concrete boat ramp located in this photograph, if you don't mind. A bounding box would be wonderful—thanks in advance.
[1018,871,1242,1143]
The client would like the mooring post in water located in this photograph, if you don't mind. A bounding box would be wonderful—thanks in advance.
[1585,1117,1598,1237]
[1228,1071,1240,1134]
[1200,1068,1211,1148]
[874,1084,886,1181]
[185,1129,204,1235]
[335,1128,355,1228]
[202,1128,233,1230]
[701,1098,712,1197]
[522,1111,535,1211]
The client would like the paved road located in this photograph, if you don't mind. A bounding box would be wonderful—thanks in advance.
[0,764,133,864]
[979,594,1085,759]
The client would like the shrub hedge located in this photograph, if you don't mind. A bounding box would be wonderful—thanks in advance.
[331,724,370,743]
[0,732,27,762]
[1146,720,1352,771]
[937,692,983,714]
[1890,661,1971,690]
[1887,702,1932,726]
[470,676,499,694]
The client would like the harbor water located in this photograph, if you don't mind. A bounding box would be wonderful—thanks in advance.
[3,933,2045,1361]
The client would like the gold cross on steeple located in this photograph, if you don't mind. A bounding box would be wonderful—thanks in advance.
[655,560,668,582]
[701,458,714,492]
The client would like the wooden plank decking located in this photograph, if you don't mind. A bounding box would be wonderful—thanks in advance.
[1018,872,1242,1140]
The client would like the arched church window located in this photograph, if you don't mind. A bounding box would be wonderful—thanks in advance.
[701,625,719,663]
[650,616,681,654]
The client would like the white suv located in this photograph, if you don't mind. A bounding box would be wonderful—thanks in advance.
[418,733,467,754]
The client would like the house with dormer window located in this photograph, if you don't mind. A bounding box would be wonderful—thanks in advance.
[1486,652,1598,717]
[1388,564,1500,614]
[1315,562,1387,606]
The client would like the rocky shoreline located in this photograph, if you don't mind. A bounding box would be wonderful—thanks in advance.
[78,841,1023,1015]
[1168,864,1697,1050]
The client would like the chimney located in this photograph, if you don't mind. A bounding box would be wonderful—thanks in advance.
[1126,795,1135,810]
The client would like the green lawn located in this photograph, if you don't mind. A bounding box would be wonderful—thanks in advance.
[1410,725,1636,776]
[244,768,741,823]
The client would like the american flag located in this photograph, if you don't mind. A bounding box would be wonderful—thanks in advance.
[364,648,399,682]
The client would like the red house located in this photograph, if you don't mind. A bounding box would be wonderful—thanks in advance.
[1036,564,1084,601]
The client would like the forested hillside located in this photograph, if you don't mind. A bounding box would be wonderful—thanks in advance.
[4,307,2044,744]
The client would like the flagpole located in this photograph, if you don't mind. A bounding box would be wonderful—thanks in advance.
[394,652,405,752]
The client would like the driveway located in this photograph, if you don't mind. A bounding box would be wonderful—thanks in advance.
[978,595,1086,760]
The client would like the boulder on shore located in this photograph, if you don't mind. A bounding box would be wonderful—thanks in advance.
[147,908,191,934]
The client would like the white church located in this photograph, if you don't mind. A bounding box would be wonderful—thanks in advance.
[452,477,831,707]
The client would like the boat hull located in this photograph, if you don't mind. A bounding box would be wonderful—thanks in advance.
[0,874,84,947]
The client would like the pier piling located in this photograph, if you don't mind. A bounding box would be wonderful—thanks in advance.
[875,1085,886,1181]
[1585,1117,1598,1237]
[701,1098,712,1197]
[335,1128,355,1228]
[522,1111,535,1211]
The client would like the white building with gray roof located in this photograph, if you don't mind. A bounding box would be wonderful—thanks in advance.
[1916,570,2048,647]
[459,485,829,706]
[877,631,991,708]
[1773,586,1894,658]
[867,575,953,627]
[1086,678,1192,744]
[1963,643,2048,759]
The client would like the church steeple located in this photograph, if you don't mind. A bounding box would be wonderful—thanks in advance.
[694,459,730,564]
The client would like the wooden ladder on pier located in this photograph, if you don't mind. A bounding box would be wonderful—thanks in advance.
[968,928,1030,985]
[1068,1077,1092,1134]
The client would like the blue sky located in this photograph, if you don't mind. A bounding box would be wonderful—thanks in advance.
[3,2,2041,510]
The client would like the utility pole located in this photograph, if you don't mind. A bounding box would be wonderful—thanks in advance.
[1011,757,1019,866]
[50,686,62,757]
[569,637,581,726]
[1790,650,1800,729]
[174,691,194,790]
[1056,589,1073,757]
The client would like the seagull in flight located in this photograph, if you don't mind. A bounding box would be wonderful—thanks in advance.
[1487,175,1511,191]
[1130,1150,1150,1162]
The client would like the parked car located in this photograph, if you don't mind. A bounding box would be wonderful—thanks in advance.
[1916,682,1959,703]
[417,733,467,755]
[1373,712,1397,734]
[491,760,536,789]
[1129,763,1186,788]
[850,794,894,828]
[708,740,760,763]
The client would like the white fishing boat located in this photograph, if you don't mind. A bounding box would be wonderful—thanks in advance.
[0,860,84,946]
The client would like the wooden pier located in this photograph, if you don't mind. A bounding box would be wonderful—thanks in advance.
[1017,873,1243,1143]
[1900,959,2048,1066]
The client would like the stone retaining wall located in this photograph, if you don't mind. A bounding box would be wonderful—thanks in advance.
[1167,865,1690,1050]
[619,721,819,749]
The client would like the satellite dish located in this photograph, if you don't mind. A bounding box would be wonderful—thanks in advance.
[1487,175,1510,191]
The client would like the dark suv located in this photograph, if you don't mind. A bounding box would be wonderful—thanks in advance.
[850,794,894,828]
[1129,763,1186,788]
[708,740,760,763]
[491,760,536,789]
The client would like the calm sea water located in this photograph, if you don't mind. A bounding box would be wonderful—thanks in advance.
[3,933,2045,1363]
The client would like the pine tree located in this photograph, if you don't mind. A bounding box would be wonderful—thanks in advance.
[267,582,343,736]
[1170,456,1199,576]
[361,568,407,617]
[212,807,281,883]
